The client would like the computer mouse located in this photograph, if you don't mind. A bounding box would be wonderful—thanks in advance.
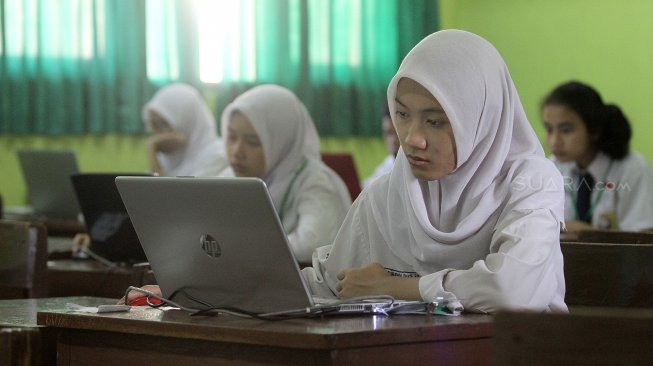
[128,296,163,306]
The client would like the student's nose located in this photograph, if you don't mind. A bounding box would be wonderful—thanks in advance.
[232,139,247,159]
[547,130,561,149]
[404,120,427,150]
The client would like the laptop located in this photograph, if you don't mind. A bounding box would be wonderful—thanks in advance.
[71,173,149,264]
[116,176,419,316]
[16,149,81,220]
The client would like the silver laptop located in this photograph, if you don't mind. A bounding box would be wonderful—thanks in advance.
[16,149,81,220]
[116,176,417,316]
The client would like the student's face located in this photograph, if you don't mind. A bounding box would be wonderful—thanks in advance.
[382,116,400,157]
[226,112,266,178]
[148,110,173,134]
[542,104,596,168]
[394,78,457,181]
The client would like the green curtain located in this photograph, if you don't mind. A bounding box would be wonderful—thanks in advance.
[0,0,153,135]
[294,0,401,136]
[209,0,439,137]
[0,0,438,137]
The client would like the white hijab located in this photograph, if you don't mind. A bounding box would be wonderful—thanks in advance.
[220,84,349,212]
[374,29,564,272]
[142,83,228,177]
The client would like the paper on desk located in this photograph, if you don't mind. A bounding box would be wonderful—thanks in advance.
[66,303,131,313]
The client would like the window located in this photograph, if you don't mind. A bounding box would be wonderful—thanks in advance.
[146,0,180,81]
[1,0,104,59]
[308,0,362,67]
[145,0,368,84]
[196,0,256,83]
[146,0,258,83]
[1,0,438,135]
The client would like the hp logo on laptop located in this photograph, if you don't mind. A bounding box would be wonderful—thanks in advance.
[200,234,221,258]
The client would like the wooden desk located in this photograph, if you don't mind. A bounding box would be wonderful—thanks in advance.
[3,212,85,238]
[493,307,653,365]
[48,236,75,256]
[0,297,115,366]
[47,259,154,299]
[38,306,492,365]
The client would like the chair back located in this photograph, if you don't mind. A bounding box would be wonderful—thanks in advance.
[320,152,362,201]
[0,220,48,299]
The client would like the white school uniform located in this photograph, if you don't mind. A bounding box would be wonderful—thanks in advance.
[302,30,568,314]
[554,151,653,231]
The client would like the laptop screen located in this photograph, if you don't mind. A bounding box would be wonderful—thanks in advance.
[71,173,149,264]
[17,149,80,219]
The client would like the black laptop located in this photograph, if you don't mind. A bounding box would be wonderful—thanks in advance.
[71,173,149,264]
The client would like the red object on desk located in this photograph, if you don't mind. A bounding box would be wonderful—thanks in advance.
[129,297,162,306]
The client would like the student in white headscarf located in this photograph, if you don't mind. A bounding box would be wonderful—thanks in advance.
[302,30,568,314]
[220,84,352,264]
[142,83,229,177]
[73,83,230,255]
[118,84,352,305]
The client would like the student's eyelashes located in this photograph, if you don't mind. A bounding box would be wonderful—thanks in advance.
[395,110,408,120]
[426,119,446,127]
[560,127,574,134]
[245,138,261,147]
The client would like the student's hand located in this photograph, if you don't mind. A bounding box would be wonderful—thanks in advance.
[147,131,187,153]
[336,263,422,300]
[117,285,162,305]
[564,220,595,233]
[72,233,91,254]
[336,263,392,298]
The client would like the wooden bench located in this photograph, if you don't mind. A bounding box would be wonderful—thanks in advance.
[561,229,653,244]
[561,241,653,307]
[493,307,653,365]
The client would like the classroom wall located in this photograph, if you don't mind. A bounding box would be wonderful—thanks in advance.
[1,135,149,207]
[440,0,653,162]
[0,135,386,207]
[7,1,652,207]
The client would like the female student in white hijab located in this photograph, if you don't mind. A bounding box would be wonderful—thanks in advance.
[73,83,229,254]
[118,84,352,305]
[142,83,229,177]
[302,29,568,314]
[220,84,352,264]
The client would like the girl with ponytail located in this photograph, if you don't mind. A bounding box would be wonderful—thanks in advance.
[542,81,653,231]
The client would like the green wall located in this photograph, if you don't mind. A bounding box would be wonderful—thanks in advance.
[440,0,653,163]
[0,135,386,207]
[1,135,150,207]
